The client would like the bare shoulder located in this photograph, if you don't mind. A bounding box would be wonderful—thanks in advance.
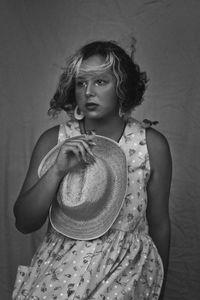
[146,127,170,149]
[34,125,60,160]
[19,125,60,194]
[146,127,172,172]
[30,125,60,171]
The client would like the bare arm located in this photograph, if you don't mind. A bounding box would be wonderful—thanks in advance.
[14,126,61,233]
[14,126,95,234]
[146,128,172,299]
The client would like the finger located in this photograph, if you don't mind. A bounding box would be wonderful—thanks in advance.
[59,144,80,160]
[64,139,95,157]
[67,135,95,142]
[61,142,88,162]
[67,135,96,146]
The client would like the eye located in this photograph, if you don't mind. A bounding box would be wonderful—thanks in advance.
[76,80,87,88]
[95,79,107,86]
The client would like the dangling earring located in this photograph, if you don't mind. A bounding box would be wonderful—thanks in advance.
[74,106,84,120]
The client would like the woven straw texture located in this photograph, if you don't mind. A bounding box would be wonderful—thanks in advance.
[38,135,127,240]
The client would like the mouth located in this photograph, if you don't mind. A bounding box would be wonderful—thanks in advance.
[85,103,99,110]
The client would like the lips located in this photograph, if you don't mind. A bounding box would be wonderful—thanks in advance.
[85,103,99,109]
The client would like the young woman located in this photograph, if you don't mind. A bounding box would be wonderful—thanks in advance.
[13,40,172,300]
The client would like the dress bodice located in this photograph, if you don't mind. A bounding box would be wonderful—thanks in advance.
[13,118,164,300]
[58,117,151,236]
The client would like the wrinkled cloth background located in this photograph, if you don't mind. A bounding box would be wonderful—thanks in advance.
[0,1,200,299]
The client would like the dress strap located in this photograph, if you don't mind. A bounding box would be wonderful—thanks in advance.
[58,124,69,143]
[141,119,159,128]
[58,120,81,143]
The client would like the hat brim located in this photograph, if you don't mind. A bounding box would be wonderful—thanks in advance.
[38,135,127,240]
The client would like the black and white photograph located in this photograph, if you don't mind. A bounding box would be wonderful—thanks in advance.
[0,1,199,299]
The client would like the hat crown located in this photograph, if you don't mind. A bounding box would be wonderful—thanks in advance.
[57,157,112,215]
[39,134,128,240]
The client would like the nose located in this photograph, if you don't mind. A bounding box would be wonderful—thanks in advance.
[85,82,95,97]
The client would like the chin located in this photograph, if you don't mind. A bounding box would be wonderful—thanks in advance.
[85,112,102,119]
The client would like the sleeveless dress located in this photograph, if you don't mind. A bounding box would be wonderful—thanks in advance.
[13,117,164,300]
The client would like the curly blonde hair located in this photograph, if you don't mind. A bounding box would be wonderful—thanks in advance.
[48,40,148,117]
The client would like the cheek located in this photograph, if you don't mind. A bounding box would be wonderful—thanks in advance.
[105,87,118,104]
[75,88,80,97]
[75,89,84,103]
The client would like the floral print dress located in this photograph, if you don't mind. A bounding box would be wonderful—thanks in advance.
[13,117,164,300]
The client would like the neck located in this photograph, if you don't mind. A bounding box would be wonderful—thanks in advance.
[83,115,126,141]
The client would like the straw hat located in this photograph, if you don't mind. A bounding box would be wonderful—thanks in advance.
[38,135,127,240]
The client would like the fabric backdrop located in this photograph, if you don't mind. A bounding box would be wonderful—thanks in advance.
[1,0,200,299]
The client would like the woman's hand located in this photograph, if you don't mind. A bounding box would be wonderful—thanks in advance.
[54,135,96,175]
[14,130,96,233]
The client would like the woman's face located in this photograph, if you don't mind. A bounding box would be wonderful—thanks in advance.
[75,55,119,120]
